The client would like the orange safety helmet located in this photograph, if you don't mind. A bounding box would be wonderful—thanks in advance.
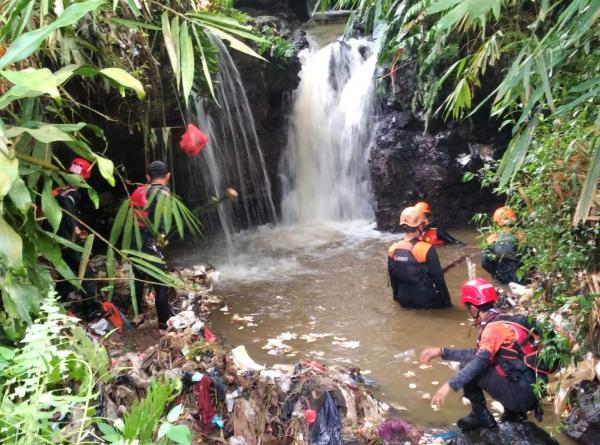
[493,206,517,227]
[399,206,426,228]
[68,157,92,180]
[415,201,432,214]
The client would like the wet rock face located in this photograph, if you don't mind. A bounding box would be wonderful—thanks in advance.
[450,422,560,445]
[565,381,600,444]
[370,61,507,231]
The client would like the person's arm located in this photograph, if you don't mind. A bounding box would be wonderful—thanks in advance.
[447,349,491,391]
[388,256,399,296]
[425,247,452,307]
[56,189,81,239]
[436,227,464,245]
[441,347,477,362]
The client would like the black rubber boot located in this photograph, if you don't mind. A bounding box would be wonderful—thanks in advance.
[457,406,497,431]
[501,410,527,422]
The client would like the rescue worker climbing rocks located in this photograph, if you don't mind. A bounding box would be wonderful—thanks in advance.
[55,158,101,319]
[130,160,175,331]
[420,278,547,431]
[481,206,523,284]
[387,206,452,309]
[414,201,464,246]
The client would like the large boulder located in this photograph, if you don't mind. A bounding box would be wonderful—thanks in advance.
[450,422,560,445]
[565,381,600,444]
[369,60,508,231]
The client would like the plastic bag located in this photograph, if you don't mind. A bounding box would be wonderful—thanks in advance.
[310,392,342,445]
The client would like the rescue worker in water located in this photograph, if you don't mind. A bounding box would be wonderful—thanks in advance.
[55,158,101,319]
[420,278,546,431]
[481,206,523,284]
[414,201,464,246]
[387,206,452,309]
[129,160,175,330]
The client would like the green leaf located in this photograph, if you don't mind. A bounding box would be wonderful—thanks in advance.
[93,154,115,186]
[97,422,118,438]
[0,215,22,267]
[194,28,216,101]
[108,17,161,30]
[100,68,145,100]
[8,178,32,214]
[166,425,192,445]
[179,23,194,107]
[78,233,95,282]
[574,141,600,226]
[157,422,172,440]
[129,262,138,317]
[497,117,538,187]
[0,152,19,200]
[5,124,74,143]
[0,0,105,69]
[167,404,183,423]
[42,178,62,233]
[203,25,266,61]
[162,12,179,86]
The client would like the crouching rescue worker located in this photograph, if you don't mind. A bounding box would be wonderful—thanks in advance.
[55,158,101,319]
[481,206,523,284]
[130,160,174,331]
[414,201,464,246]
[420,278,549,431]
[387,206,452,309]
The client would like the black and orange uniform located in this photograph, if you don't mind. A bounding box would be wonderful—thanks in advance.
[481,231,522,284]
[420,222,463,246]
[55,186,99,317]
[387,239,452,308]
[441,312,544,418]
[133,184,173,328]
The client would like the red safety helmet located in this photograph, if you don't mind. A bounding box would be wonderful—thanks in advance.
[68,157,92,180]
[460,278,497,306]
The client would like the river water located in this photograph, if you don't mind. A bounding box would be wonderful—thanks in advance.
[173,222,486,427]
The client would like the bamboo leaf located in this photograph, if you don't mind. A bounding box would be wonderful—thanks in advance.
[122,206,134,250]
[100,68,145,100]
[497,117,538,187]
[202,25,266,61]
[78,233,95,282]
[109,17,160,30]
[42,178,62,232]
[0,0,105,69]
[194,28,216,102]
[161,12,179,86]
[129,262,138,316]
[179,22,194,107]
[5,124,74,143]
[574,141,600,225]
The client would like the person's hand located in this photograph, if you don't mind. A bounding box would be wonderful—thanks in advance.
[420,347,442,364]
[431,382,452,408]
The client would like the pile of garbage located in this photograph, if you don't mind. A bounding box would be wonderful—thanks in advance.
[90,263,430,444]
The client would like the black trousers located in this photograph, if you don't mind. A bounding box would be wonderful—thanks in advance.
[58,248,100,315]
[461,357,539,414]
[134,241,173,328]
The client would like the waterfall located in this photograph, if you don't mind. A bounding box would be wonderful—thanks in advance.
[280,39,377,224]
[183,36,277,247]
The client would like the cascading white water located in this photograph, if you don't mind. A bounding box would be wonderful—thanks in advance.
[183,37,277,248]
[280,39,378,224]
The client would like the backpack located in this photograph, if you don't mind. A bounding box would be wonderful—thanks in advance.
[387,240,431,283]
[488,314,560,379]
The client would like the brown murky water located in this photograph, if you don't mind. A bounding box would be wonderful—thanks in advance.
[171,222,567,441]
